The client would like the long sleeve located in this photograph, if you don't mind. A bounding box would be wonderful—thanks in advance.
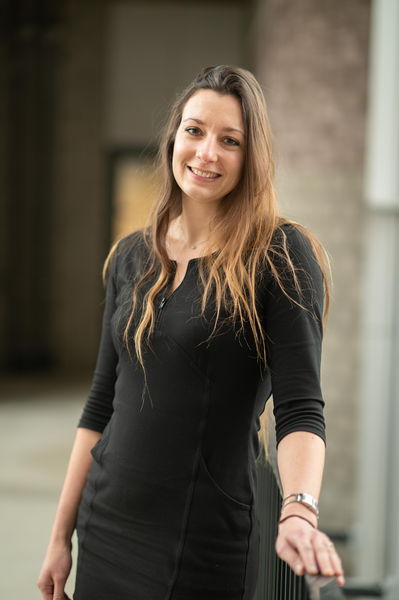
[77,251,119,433]
[263,224,326,447]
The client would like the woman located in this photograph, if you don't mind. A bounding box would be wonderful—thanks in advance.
[38,65,344,600]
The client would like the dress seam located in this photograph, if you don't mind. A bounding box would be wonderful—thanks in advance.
[241,502,254,599]
[165,368,212,600]
[240,391,260,599]
[164,448,202,600]
[75,459,102,588]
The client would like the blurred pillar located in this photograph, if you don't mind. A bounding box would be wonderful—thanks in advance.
[254,0,370,575]
[355,0,399,595]
[2,1,62,371]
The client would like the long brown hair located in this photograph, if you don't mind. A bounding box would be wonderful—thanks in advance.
[105,65,331,448]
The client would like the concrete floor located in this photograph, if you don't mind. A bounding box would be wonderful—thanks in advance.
[0,375,90,599]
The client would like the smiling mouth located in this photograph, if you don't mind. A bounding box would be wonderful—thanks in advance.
[188,166,221,179]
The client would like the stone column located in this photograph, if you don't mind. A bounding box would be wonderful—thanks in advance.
[254,0,371,573]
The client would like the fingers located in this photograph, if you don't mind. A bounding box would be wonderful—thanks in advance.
[310,534,345,586]
[275,536,306,576]
[277,521,345,586]
[37,577,70,600]
[321,539,345,586]
[36,581,55,600]
[53,577,69,600]
[293,537,320,577]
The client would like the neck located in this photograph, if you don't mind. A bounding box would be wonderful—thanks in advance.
[176,199,218,248]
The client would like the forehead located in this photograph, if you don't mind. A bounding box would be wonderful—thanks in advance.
[181,89,244,131]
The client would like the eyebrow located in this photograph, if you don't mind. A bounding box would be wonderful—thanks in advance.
[182,117,245,137]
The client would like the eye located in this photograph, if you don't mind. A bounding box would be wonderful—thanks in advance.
[223,137,240,147]
[185,127,201,135]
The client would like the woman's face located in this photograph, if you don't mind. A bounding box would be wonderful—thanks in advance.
[172,89,245,207]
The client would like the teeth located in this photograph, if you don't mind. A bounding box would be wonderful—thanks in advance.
[191,167,219,179]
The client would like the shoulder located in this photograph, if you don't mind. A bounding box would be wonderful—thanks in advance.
[114,227,151,265]
[115,226,151,258]
[264,221,326,309]
[272,222,314,254]
[106,226,152,282]
[270,222,322,275]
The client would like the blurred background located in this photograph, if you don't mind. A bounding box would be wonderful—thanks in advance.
[0,0,398,598]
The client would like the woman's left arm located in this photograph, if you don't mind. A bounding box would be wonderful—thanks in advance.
[263,225,344,586]
[276,431,345,586]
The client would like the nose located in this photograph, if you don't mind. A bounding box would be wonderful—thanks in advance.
[196,136,218,163]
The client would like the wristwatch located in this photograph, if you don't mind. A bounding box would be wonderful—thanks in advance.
[281,493,319,518]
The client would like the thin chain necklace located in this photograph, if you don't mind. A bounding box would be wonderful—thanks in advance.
[177,215,210,250]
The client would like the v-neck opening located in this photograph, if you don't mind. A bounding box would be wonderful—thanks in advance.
[165,260,195,299]
[165,251,219,299]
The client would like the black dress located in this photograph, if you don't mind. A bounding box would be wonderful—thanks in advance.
[73,224,325,600]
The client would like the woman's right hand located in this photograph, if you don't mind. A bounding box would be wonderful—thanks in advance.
[37,540,73,600]
[36,428,101,598]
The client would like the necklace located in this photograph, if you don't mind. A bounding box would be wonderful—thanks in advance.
[177,215,210,250]
[189,239,208,249]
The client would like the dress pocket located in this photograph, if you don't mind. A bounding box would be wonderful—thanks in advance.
[173,452,252,598]
[200,453,251,509]
[90,420,112,463]
[90,436,106,462]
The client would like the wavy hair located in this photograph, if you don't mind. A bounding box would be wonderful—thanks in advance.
[105,65,331,451]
